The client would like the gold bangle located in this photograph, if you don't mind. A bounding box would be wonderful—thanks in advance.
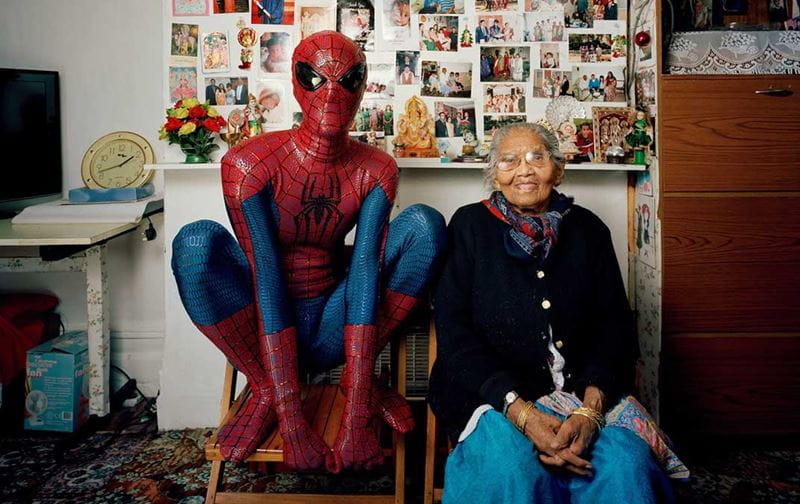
[569,406,605,430]
[515,401,534,432]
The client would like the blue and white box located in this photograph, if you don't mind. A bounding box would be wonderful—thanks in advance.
[25,331,89,432]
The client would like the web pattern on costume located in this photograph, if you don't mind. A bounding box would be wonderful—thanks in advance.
[171,31,445,471]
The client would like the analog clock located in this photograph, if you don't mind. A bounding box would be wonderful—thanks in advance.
[81,131,154,189]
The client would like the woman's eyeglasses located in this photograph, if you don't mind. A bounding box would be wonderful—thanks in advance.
[496,150,552,171]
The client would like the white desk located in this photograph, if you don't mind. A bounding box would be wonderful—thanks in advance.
[0,203,163,417]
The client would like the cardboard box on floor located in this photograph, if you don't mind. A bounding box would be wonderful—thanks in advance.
[25,331,89,432]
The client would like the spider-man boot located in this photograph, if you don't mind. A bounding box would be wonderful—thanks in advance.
[172,220,277,464]
[330,324,383,473]
[262,326,332,471]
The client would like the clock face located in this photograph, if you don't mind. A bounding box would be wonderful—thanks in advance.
[81,132,154,189]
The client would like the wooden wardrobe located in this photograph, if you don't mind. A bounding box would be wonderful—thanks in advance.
[659,74,800,438]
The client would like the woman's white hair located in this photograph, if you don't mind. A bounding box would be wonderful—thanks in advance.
[484,122,566,188]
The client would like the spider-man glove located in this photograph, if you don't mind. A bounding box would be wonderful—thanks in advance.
[264,326,332,471]
[329,324,384,473]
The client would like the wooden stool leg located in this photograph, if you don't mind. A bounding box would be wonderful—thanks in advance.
[424,319,438,504]
[394,336,408,504]
[205,460,224,504]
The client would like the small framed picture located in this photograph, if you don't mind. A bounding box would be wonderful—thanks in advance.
[251,0,295,24]
[260,30,293,75]
[337,0,375,51]
[213,0,250,14]
[171,23,200,58]
[169,67,199,101]
[202,31,231,73]
[592,106,633,163]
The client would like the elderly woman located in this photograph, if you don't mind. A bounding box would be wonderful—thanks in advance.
[429,123,680,503]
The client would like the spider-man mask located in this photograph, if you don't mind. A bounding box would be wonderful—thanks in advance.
[292,31,367,138]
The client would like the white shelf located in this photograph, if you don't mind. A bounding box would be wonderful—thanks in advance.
[147,161,646,171]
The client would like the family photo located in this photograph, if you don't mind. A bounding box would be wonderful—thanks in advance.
[568,33,626,62]
[483,84,525,113]
[434,101,476,137]
[573,65,625,102]
[479,46,530,82]
[532,69,571,98]
[421,60,472,97]
[474,15,523,44]
[419,15,459,51]
[204,77,249,105]
[523,12,565,41]
[352,100,394,135]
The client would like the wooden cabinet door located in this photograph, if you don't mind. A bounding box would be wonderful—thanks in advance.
[661,75,800,192]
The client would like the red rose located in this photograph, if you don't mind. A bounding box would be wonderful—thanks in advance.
[174,100,183,109]
[188,105,206,118]
[203,118,221,132]
[164,116,183,131]
[215,116,227,127]
[190,119,201,126]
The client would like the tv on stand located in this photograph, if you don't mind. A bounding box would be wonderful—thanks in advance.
[0,68,62,219]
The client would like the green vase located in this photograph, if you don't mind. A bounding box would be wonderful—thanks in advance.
[184,153,209,163]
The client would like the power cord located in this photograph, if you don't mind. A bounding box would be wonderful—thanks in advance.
[141,216,157,241]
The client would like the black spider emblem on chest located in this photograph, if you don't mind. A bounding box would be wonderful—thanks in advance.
[294,173,344,242]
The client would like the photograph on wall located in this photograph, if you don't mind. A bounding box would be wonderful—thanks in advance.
[411,0,465,14]
[396,51,421,84]
[568,33,626,63]
[252,0,295,24]
[532,69,570,98]
[523,12,565,41]
[419,15,459,51]
[204,76,249,105]
[169,67,198,101]
[202,31,231,72]
[573,64,625,102]
[475,0,519,13]
[573,117,595,161]
[365,63,396,98]
[260,30,292,75]
[256,81,288,127]
[393,96,439,158]
[563,0,622,27]
[480,46,530,82]
[213,0,250,13]
[483,114,526,141]
[382,0,412,46]
[174,0,209,16]
[353,100,394,135]
[539,43,561,68]
[299,6,335,40]
[421,60,472,97]
[634,67,655,108]
[434,101,476,137]
[337,0,375,51]
[459,18,474,47]
[592,106,632,162]
[475,15,524,44]
[484,84,525,113]
[351,131,388,151]
[635,197,656,268]
[636,169,653,196]
[171,23,200,58]
[524,0,562,11]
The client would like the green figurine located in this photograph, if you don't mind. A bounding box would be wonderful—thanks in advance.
[625,110,652,165]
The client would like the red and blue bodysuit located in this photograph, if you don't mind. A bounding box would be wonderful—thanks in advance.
[171,31,445,472]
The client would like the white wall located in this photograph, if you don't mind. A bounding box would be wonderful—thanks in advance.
[0,0,165,396]
[1,1,630,427]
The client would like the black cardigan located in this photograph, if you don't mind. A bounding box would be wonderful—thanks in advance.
[428,202,638,443]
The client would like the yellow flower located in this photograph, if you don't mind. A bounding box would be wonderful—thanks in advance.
[183,97,200,108]
[173,107,189,119]
[178,122,197,136]
[158,127,168,140]
[207,106,219,118]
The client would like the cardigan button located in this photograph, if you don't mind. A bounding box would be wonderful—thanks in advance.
[537,270,545,279]
[555,340,564,349]
[541,299,551,310]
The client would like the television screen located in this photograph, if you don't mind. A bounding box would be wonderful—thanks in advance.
[0,69,62,212]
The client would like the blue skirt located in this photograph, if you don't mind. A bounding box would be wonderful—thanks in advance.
[442,408,676,504]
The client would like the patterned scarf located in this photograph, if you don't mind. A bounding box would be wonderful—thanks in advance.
[482,190,572,262]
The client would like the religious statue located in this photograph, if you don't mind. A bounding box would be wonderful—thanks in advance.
[393,95,440,158]
[170,31,445,472]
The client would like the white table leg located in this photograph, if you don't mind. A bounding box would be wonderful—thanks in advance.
[85,244,110,416]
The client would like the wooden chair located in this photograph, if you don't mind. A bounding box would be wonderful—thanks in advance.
[204,337,408,504]
[423,321,452,504]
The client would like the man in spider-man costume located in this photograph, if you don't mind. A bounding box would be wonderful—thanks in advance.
[171,31,445,472]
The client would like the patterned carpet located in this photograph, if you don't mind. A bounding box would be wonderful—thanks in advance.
[1,402,799,503]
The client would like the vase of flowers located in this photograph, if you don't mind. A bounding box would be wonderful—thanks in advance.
[159,98,226,163]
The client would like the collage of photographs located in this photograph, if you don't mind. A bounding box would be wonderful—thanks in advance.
[168,0,636,163]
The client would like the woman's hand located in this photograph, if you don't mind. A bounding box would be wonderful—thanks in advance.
[506,400,591,476]
[541,414,597,476]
